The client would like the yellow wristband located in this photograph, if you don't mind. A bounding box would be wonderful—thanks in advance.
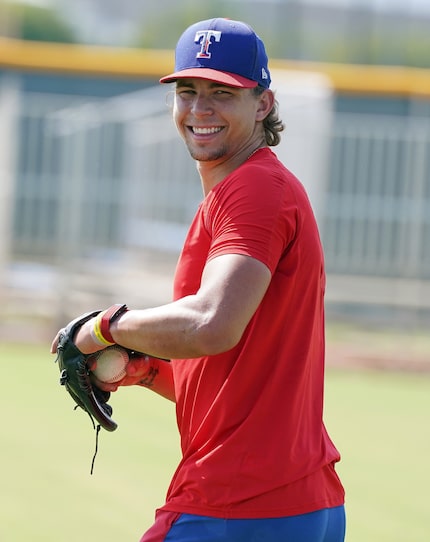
[91,314,115,346]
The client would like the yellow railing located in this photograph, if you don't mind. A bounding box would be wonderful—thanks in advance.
[1,37,430,97]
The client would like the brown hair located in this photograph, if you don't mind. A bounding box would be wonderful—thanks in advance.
[253,86,284,147]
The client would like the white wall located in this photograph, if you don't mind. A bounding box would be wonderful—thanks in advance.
[271,69,334,227]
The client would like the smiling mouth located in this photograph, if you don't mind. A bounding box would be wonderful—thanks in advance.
[191,127,224,135]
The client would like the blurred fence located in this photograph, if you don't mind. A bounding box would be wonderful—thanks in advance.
[1,81,429,330]
[325,114,430,279]
[324,113,430,320]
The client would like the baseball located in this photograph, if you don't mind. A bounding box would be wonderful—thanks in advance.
[91,346,129,384]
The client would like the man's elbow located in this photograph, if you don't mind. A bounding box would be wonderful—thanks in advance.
[195,319,243,356]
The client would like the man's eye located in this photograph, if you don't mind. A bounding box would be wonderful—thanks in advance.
[177,89,195,97]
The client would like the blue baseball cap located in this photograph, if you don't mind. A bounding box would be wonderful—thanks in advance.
[160,18,271,89]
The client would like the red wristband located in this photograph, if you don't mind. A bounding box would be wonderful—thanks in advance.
[99,303,128,344]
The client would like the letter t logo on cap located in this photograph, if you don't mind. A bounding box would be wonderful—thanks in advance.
[195,30,222,59]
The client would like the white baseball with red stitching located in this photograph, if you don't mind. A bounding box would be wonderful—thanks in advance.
[92,346,129,383]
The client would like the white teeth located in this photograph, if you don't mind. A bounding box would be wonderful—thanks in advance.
[192,127,222,134]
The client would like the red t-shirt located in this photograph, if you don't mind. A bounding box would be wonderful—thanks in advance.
[162,148,345,518]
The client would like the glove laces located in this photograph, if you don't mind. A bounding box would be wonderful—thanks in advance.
[74,405,102,475]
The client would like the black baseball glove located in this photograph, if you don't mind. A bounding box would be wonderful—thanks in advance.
[55,310,118,432]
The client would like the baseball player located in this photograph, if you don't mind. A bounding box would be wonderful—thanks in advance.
[52,18,346,542]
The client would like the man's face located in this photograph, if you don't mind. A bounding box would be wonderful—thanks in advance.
[173,78,268,163]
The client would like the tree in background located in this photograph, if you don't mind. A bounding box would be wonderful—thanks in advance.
[3,1,76,43]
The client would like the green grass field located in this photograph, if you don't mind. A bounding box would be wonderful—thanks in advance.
[1,342,429,541]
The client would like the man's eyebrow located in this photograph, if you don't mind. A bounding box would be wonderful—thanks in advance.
[176,79,194,87]
[209,82,237,90]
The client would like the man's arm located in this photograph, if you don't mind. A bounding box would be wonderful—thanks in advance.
[54,253,271,393]
[107,253,272,359]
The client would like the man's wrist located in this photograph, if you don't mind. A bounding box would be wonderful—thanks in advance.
[91,304,128,346]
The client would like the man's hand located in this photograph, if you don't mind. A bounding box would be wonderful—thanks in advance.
[88,353,153,392]
[51,315,103,355]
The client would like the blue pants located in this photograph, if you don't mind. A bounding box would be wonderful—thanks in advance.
[141,506,346,542]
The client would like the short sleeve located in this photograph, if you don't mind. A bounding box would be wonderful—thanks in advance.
[203,163,298,274]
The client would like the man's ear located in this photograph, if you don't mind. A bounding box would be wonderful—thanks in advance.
[255,89,275,121]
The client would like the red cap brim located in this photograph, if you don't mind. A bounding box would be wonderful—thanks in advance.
[159,68,258,88]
